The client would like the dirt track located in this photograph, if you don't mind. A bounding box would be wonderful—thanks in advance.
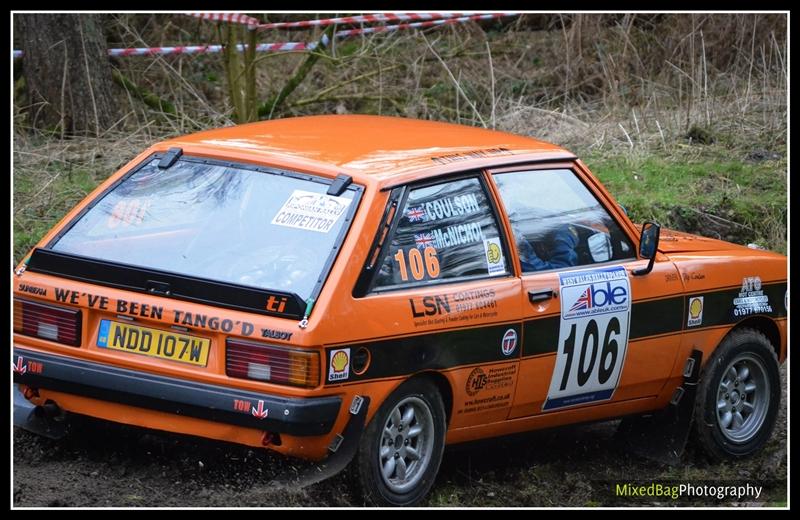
[13,365,786,507]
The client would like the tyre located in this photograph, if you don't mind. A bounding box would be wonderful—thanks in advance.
[354,377,447,506]
[693,328,781,460]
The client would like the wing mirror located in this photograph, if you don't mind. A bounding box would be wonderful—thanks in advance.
[633,221,660,276]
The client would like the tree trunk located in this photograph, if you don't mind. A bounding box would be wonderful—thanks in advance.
[17,14,120,136]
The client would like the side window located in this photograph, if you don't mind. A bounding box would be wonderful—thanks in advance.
[372,176,509,290]
[493,169,634,273]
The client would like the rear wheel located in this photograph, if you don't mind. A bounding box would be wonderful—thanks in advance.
[693,328,780,459]
[355,378,446,506]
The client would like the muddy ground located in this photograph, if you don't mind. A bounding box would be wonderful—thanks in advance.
[13,365,786,508]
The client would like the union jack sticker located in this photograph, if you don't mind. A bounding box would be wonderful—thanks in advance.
[406,206,426,222]
[414,233,435,249]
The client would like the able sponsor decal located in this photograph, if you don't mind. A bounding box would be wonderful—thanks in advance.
[687,296,704,327]
[328,348,351,382]
[271,190,351,233]
[544,266,632,411]
[733,276,773,317]
[483,237,506,276]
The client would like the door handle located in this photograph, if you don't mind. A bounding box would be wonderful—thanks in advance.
[528,289,556,303]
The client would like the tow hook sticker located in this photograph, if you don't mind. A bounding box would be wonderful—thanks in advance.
[251,400,269,419]
[12,356,27,375]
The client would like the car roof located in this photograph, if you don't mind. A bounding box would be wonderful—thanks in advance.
[162,115,575,185]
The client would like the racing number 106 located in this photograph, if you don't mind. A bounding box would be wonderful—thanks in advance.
[394,247,440,281]
[559,317,620,390]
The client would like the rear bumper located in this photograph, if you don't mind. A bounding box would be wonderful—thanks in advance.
[12,347,341,437]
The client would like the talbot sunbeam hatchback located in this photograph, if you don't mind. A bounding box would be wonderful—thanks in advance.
[13,115,787,506]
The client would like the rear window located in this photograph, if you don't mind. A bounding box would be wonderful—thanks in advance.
[49,156,359,302]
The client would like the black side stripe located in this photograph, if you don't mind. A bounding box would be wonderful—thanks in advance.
[520,295,685,358]
[326,281,787,384]
[325,323,521,385]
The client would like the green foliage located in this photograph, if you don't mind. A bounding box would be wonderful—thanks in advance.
[584,147,787,253]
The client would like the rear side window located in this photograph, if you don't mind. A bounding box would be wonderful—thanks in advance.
[372,176,509,290]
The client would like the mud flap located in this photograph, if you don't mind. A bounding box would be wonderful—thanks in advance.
[273,395,370,488]
[615,350,703,465]
[13,385,68,440]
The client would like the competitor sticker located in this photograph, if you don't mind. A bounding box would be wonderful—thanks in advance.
[272,190,351,233]
[484,237,506,276]
[687,296,704,327]
[733,276,773,317]
[328,348,350,382]
[543,266,632,411]
[501,328,517,356]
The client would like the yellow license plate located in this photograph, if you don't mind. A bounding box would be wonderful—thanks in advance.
[96,319,210,366]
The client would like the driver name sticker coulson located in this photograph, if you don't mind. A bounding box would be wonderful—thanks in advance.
[272,190,352,233]
[543,265,632,411]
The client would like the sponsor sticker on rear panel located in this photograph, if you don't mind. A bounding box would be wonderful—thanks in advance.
[328,348,351,382]
[543,266,632,411]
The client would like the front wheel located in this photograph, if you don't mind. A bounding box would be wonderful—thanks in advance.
[693,328,781,459]
[355,378,446,506]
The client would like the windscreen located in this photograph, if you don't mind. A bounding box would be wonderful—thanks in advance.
[50,157,357,301]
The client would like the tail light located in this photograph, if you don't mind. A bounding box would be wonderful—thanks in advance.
[226,338,319,388]
[13,298,82,347]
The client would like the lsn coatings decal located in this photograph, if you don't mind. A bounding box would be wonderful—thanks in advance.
[543,265,631,411]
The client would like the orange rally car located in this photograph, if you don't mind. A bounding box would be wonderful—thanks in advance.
[13,115,787,506]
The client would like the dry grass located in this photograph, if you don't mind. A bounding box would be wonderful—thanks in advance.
[12,13,788,261]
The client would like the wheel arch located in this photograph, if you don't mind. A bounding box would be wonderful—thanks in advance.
[411,371,454,426]
[727,316,782,360]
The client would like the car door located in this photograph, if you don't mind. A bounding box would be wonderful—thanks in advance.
[485,163,685,419]
[353,172,523,429]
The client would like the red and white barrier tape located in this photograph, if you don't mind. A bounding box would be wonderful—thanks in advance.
[188,12,261,27]
[13,13,517,59]
[330,12,517,38]
[254,12,478,30]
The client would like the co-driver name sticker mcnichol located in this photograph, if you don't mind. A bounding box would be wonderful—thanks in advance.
[272,190,352,233]
[543,265,632,411]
